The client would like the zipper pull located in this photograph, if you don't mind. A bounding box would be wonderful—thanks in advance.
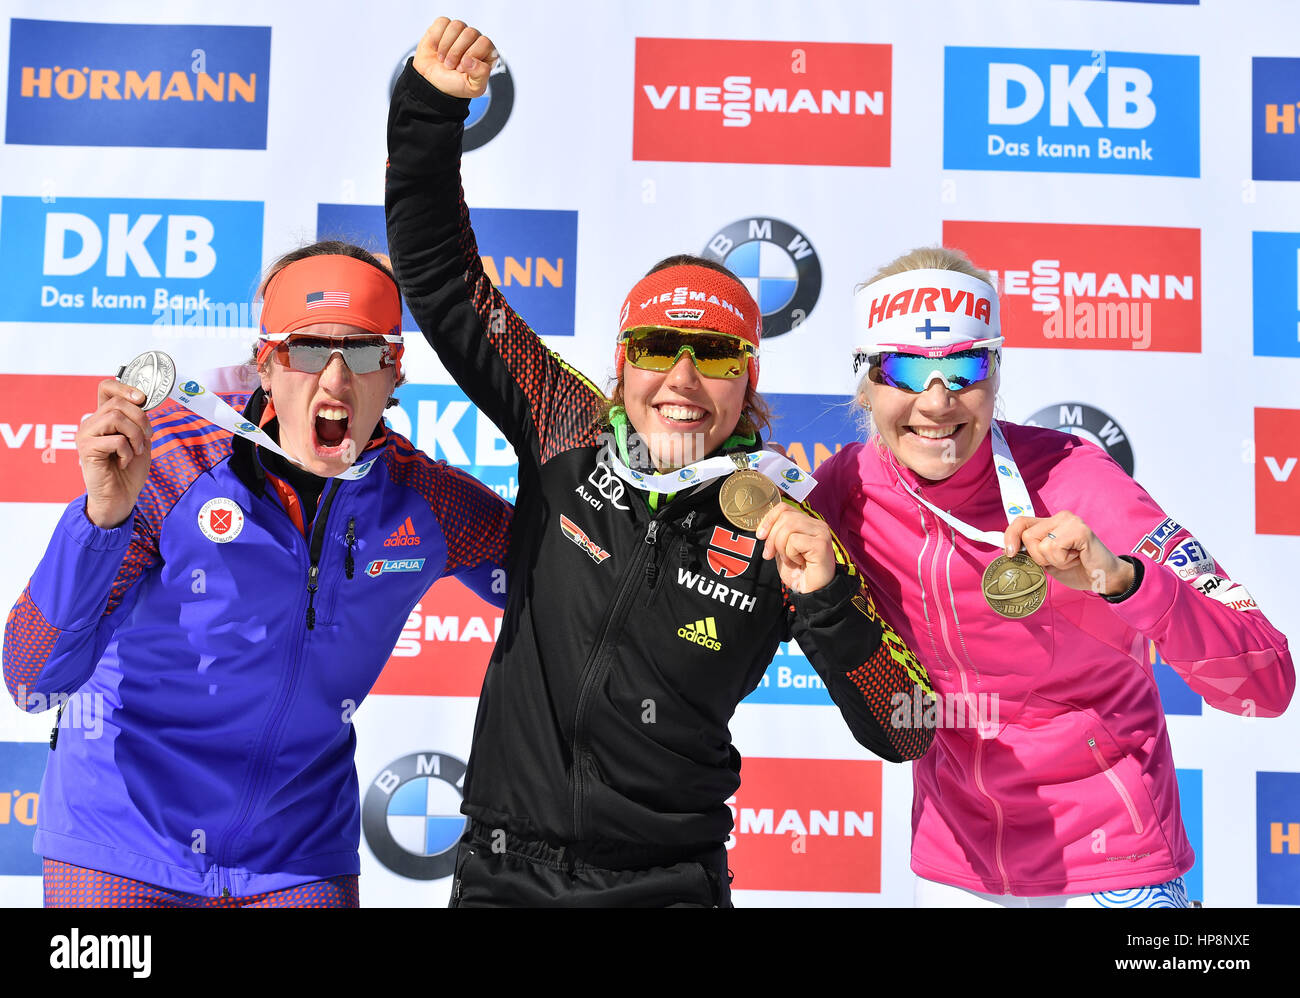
[345,517,356,580]
[681,511,696,530]
[306,563,320,630]
[645,521,660,545]
[49,701,65,750]
[644,520,662,590]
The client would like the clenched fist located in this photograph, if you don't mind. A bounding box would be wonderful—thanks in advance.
[412,17,497,99]
[77,378,153,528]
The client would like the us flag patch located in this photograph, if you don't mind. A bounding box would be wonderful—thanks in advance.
[306,290,350,308]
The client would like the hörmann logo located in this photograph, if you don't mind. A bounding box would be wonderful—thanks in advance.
[633,38,891,167]
[317,202,577,337]
[944,220,1200,352]
[1257,771,1300,905]
[943,46,1199,177]
[6,20,270,149]
[1253,231,1300,358]
[1253,57,1300,181]
[0,196,263,326]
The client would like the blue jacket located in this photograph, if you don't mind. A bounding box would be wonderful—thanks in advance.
[3,390,511,897]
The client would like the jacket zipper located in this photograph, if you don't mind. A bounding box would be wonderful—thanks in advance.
[216,480,342,894]
[924,503,1011,894]
[571,515,665,841]
[1088,736,1144,834]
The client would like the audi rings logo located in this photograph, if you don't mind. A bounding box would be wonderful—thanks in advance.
[588,460,629,510]
[362,751,467,880]
[391,48,515,150]
[1024,402,1135,476]
[703,218,821,339]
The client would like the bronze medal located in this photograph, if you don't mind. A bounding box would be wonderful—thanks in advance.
[982,551,1047,619]
[719,469,781,532]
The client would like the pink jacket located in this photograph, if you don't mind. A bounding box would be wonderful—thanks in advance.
[810,422,1294,895]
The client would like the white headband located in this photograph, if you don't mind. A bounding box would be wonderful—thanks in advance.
[852,269,1002,371]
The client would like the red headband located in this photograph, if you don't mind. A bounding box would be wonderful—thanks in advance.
[616,264,762,387]
[257,254,404,375]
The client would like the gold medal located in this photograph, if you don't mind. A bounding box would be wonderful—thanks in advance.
[982,551,1047,619]
[719,469,781,532]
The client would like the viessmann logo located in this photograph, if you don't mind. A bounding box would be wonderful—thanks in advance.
[943,46,1199,177]
[633,38,891,167]
[726,757,881,893]
[6,19,270,149]
[943,220,1200,352]
[0,374,102,503]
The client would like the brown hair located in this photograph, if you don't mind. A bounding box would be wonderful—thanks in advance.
[591,253,773,439]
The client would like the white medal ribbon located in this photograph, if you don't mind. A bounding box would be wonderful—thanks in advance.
[603,444,818,502]
[894,422,1035,547]
[167,375,377,482]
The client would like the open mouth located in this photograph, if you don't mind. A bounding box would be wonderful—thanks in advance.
[313,405,351,454]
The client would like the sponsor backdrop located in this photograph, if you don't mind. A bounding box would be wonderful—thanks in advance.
[0,0,1296,908]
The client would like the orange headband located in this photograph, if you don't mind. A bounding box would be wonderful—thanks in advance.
[616,264,763,387]
[257,254,404,371]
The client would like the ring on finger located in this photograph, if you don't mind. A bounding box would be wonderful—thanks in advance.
[1045,532,1057,540]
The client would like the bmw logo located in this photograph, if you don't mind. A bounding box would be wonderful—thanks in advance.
[1024,402,1135,477]
[362,751,467,880]
[391,49,515,151]
[702,218,821,339]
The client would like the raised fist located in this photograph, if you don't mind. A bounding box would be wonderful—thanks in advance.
[412,17,497,99]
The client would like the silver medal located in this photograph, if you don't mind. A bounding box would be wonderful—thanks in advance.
[117,350,176,411]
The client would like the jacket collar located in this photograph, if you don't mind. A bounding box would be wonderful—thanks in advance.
[230,388,389,495]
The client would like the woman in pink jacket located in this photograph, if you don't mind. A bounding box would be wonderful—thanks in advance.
[806,247,1294,907]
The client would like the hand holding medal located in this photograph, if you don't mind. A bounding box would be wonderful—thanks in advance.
[1003,512,1134,599]
[77,376,156,529]
[755,500,836,594]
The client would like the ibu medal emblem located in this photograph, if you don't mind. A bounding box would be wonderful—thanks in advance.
[117,350,176,411]
[719,468,781,532]
[982,551,1047,619]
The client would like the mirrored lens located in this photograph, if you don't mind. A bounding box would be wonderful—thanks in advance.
[876,349,993,392]
[624,328,749,379]
[277,337,391,374]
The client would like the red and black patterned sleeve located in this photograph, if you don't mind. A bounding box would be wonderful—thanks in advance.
[3,399,238,708]
[386,61,602,467]
[382,435,512,606]
[784,505,935,762]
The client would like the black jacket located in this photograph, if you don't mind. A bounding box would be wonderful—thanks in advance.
[386,62,933,869]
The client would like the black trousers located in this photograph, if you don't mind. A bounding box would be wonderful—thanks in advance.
[449,822,732,908]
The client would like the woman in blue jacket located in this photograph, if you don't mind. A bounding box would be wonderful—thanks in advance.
[2,241,512,907]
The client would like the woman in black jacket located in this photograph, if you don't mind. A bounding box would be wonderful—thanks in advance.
[384,16,934,907]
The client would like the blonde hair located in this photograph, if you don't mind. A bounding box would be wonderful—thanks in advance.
[858,245,994,291]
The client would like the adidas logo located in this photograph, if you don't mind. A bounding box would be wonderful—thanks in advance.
[677,616,721,651]
[384,516,422,547]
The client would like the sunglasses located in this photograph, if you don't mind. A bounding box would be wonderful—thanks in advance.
[268,334,401,374]
[622,326,755,380]
[872,348,996,393]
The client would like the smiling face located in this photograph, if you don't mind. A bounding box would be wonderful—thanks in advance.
[622,347,750,471]
[258,321,396,477]
[859,361,999,481]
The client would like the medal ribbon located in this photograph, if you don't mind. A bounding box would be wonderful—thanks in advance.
[892,422,1036,547]
[164,374,377,482]
[603,443,817,502]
